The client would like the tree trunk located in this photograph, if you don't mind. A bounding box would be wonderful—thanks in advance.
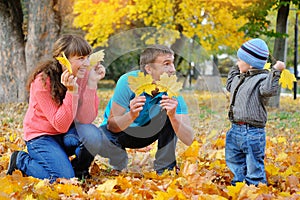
[212,54,219,76]
[0,0,26,103]
[25,0,62,73]
[269,0,290,108]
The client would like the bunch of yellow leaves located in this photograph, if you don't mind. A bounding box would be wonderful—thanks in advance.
[55,52,72,73]
[264,63,296,90]
[128,72,156,96]
[156,73,183,97]
[128,72,183,97]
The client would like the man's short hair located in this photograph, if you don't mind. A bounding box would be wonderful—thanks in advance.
[140,44,174,73]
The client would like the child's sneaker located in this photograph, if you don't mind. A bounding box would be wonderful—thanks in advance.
[7,151,20,175]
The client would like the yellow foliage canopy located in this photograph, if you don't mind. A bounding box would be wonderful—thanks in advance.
[73,0,249,51]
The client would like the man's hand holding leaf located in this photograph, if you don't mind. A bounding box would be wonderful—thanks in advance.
[160,95,178,117]
[129,96,146,120]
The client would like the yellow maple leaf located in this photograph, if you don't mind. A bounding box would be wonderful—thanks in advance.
[181,140,199,158]
[156,73,183,97]
[264,63,296,90]
[279,69,297,90]
[264,62,271,70]
[227,182,245,200]
[128,72,156,96]
[96,179,117,192]
[277,136,287,144]
[54,183,83,196]
[265,164,279,176]
[90,49,105,66]
[55,52,72,73]
[275,152,288,162]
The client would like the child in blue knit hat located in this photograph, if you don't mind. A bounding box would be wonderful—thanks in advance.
[225,38,285,186]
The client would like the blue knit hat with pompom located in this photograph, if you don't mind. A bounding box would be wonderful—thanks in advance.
[237,38,269,69]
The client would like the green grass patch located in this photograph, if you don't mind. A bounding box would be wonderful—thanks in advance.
[268,111,300,129]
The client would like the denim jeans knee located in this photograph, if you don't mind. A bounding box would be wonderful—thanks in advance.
[17,135,74,183]
[64,127,81,156]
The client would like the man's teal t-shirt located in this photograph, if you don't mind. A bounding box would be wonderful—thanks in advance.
[101,70,188,127]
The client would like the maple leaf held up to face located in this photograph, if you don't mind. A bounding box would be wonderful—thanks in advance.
[56,52,72,73]
[90,50,105,67]
[128,72,156,96]
[156,73,183,97]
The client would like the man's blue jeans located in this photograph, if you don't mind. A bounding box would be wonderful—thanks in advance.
[76,111,178,173]
[63,126,94,177]
[225,123,267,186]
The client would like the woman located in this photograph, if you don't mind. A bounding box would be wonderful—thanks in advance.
[7,34,105,182]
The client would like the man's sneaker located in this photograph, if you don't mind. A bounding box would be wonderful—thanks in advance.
[74,170,91,180]
[7,151,20,175]
[156,165,180,175]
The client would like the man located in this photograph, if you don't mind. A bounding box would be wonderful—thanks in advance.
[77,44,194,174]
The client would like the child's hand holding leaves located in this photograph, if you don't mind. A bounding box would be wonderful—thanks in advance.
[264,60,296,90]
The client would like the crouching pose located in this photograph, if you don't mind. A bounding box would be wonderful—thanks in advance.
[7,34,105,182]
[77,44,194,174]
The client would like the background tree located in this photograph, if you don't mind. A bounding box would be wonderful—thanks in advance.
[0,0,26,102]
[0,0,74,103]
[73,0,249,81]
[233,0,299,107]
[1,0,298,103]
[25,0,62,74]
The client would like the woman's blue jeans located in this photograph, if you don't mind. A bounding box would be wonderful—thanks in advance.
[16,134,74,183]
[16,126,93,183]
[76,111,178,173]
[225,123,267,186]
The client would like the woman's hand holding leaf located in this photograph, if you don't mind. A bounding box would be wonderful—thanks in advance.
[61,70,78,93]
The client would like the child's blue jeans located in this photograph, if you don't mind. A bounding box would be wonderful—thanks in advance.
[225,123,267,186]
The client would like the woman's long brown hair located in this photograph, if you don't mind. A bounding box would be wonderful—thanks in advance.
[26,34,92,105]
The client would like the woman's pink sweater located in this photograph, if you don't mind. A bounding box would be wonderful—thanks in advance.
[23,72,99,141]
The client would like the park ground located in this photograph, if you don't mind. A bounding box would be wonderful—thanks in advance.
[0,84,299,199]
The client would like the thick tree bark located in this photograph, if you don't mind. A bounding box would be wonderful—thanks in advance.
[269,0,290,108]
[0,0,26,103]
[25,0,61,73]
